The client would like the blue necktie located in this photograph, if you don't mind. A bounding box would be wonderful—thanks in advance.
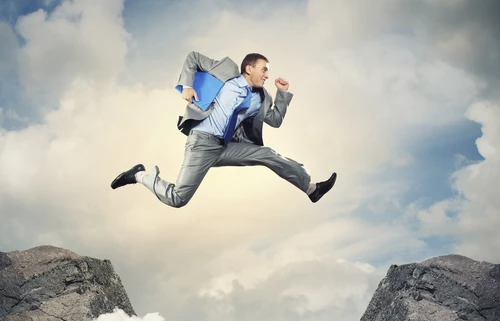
[223,86,252,144]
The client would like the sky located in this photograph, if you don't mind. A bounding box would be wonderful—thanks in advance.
[0,0,499,320]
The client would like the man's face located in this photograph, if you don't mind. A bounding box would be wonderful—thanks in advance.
[247,59,269,88]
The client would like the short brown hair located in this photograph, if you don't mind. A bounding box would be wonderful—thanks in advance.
[240,53,268,74]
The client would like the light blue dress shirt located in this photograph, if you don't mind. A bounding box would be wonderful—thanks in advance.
[190,75,262,138]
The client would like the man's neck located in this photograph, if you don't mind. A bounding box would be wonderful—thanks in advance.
[242,73,253,88]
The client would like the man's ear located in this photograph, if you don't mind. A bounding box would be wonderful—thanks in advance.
[245,64,252,75]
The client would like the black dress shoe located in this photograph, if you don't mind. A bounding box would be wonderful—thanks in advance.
[308,172,337,203]
[110,164,145,189]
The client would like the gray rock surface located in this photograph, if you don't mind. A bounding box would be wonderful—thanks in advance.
[361,254,500,321]
[0,245,135,321]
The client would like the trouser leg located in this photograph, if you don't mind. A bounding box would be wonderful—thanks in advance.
[140,131,223,208]
[214,142,311,193]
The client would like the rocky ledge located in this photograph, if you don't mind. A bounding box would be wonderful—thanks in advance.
[2,246,499,321]
[0,245,135,321]
[361,254,500,321]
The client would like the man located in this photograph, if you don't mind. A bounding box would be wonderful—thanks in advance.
[110,51,336,207]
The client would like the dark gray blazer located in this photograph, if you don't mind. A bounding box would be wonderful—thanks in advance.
[175,51,293,146]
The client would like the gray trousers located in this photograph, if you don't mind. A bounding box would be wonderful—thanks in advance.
[140,130,311,208]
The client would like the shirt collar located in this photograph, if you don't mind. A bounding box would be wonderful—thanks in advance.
[235,74,251,88]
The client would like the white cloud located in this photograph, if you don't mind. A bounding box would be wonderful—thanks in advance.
[192,257,379,321]
[0,0,497,321]
[15,0,128,108]
[414,100,500,262]
[416,199,461,236]
[95,308,164,321]
[197,222,386,299]
[447,101,500,261]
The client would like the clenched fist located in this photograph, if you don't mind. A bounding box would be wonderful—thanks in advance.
[275,77,289,91]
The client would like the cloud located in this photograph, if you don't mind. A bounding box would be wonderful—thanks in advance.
[1,0,498,320]
[14,0,128,111]
[0,21,22,128]
[399,0,500,98]
[414,100,500,262]
[95,308,164,321]
[191,258,378,321]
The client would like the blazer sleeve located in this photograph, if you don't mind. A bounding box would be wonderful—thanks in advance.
[176,51,222,88]
[263,90,293,128]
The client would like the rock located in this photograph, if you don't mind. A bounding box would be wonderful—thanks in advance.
[361,254,500,321]
[0,245,135,321]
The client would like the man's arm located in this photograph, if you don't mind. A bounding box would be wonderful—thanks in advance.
[177,51,221,88]
[176,51,219,103]
[264,78,293,128]
[176,51,223,103]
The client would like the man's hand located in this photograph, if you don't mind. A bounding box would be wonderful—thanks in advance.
[182,87,199,103]
[275,77,289,91]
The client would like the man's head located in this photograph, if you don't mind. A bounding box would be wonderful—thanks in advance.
[241,53,269,88]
